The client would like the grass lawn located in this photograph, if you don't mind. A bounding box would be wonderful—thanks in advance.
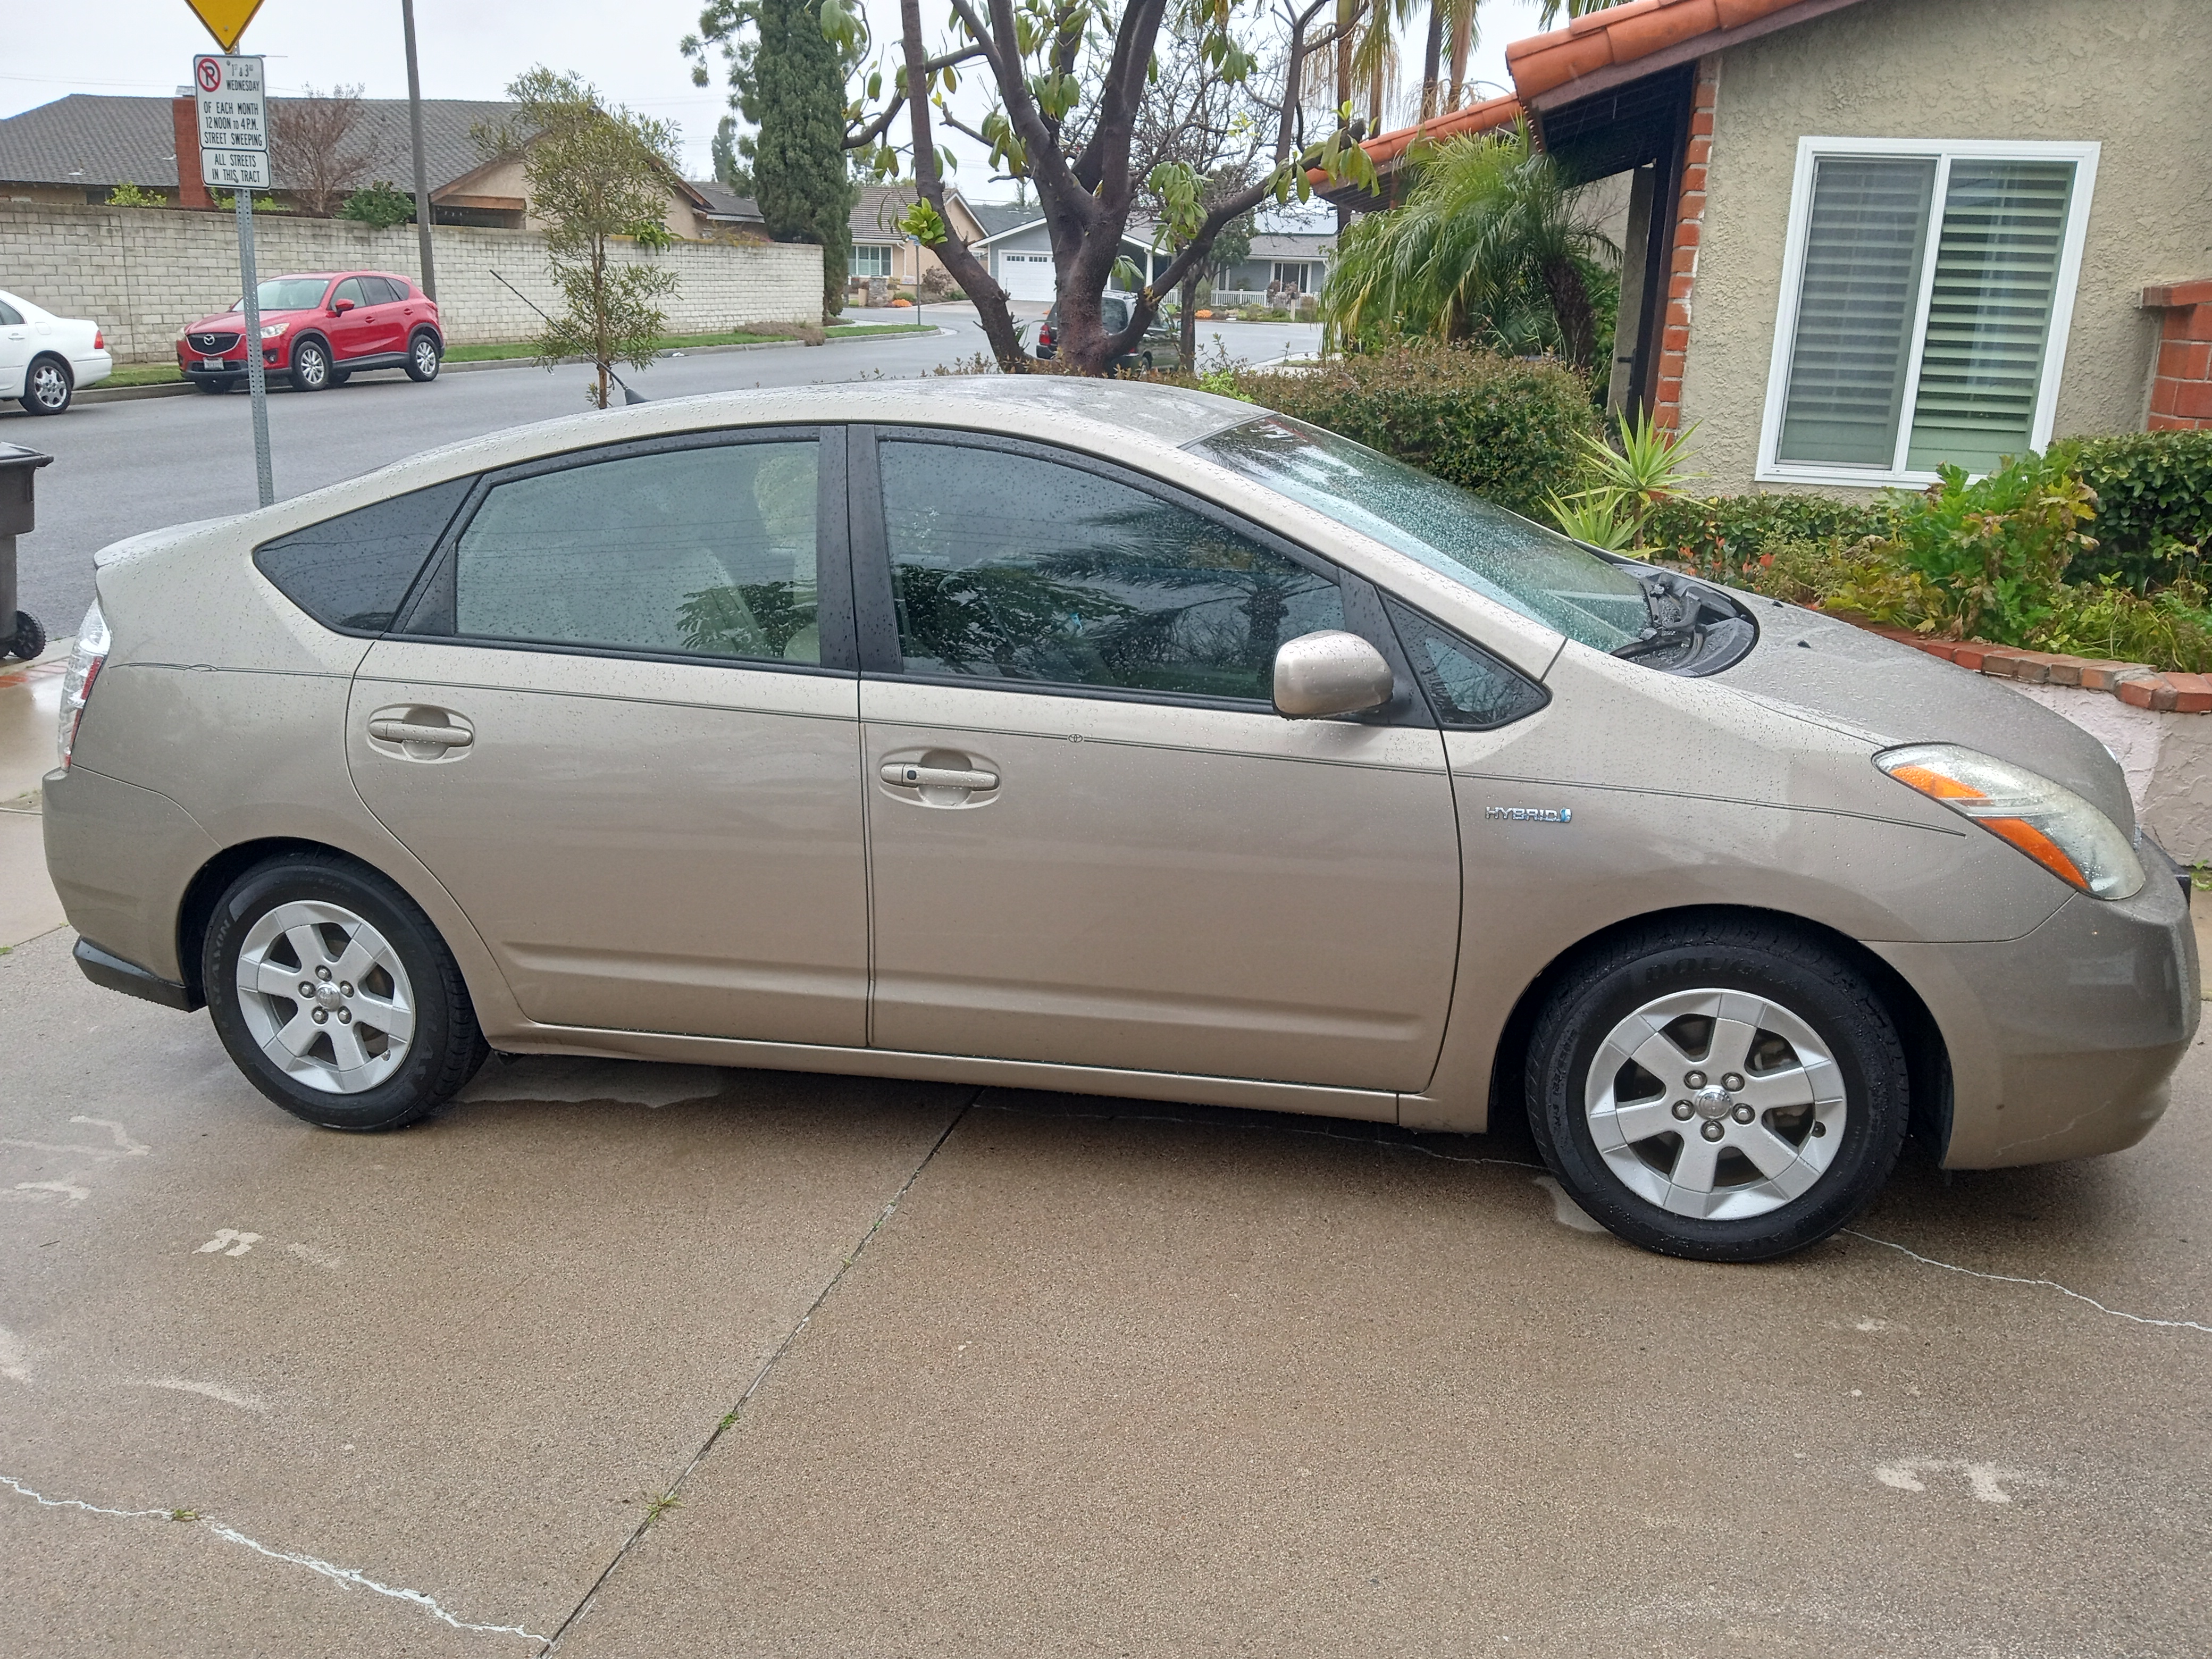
[98,322,935,387]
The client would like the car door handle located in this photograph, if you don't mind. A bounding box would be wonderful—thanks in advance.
[881,761,996,790]
[369,718,472,748]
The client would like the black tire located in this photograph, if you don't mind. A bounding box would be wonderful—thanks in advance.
[1526,916,1910,1262]
[203,851,488,1132]
[21,355,71,415]
[9,612,45,661]
[288,339,332,392]
[196,377,237,394]
[404,331,442,382]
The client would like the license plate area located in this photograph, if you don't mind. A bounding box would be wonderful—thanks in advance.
[200,357,227,370]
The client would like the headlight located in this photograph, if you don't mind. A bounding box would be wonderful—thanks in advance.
[57,599,110,769]
[1877,743,2145,900]
[261,321,289,339]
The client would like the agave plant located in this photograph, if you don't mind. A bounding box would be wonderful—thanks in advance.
[1546,490,1636,551]
[1565,409,1703,543]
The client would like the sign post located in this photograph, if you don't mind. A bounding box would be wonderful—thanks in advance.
[194,52,274,508]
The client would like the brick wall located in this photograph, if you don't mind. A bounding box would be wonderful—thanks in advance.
[1652,56,1718,430]
[2145,280,2212,430]
[0,204,823,363]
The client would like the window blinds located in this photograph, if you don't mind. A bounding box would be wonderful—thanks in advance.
[1904,160,2076,474]
[1774,156,1936,467]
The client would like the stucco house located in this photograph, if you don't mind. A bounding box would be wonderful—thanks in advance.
[0,93,760,242]
[847,184,993,293]
[1213,231,1336,300]
[1333,0,2211,491]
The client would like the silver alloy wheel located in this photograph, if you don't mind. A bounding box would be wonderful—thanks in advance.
[234,899,416,1094]
[28,361,69,410]
[295,343,328,387]
[1585,987,1846,1221]
[412,335,439,376]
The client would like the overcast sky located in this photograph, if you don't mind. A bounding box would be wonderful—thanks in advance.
[4,0,1551,196]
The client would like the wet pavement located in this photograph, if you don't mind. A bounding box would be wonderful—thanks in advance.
[2,917,2207,1657]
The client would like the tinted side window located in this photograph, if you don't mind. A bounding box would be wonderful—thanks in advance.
[332,278,367,307]
[254,477,472,633]
[0,300,22,326]
[879,441,1344,701]
[1384,597,1547,730]
[454,441,820,663]
[365,276,405,304]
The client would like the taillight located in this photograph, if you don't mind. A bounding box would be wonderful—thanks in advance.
[57,600,110,769]
[93,328,105,350]
[1039,324,1054,346]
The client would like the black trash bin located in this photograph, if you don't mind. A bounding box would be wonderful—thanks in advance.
[0,442,53,661]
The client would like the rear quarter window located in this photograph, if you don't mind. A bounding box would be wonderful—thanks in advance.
[253,477,473,634]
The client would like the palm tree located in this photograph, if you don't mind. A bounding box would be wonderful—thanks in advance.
[1319,120,1617,370]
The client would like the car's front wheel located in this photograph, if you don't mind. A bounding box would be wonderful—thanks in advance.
[405,331,442,382]
[22,356,71,415]
[288,339,332,392]
[203,852,488,1131]
[1527,917,1910,1261]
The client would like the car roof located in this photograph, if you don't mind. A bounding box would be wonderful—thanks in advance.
[264,379,1262,520]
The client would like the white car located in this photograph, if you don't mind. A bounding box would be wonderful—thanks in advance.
[1,287,114,415]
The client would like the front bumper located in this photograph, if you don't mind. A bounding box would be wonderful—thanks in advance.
[1874,862,2199,1168]
[178,342,286,380]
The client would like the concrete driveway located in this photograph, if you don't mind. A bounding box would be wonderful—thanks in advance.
[3,909,2207,1656]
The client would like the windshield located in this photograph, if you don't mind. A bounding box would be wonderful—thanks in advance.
[1193,415,1650,650]
[246,277,333,312]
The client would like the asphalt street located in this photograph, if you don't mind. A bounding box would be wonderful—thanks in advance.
[1,927,2206,1656]
[0,308,1325,630]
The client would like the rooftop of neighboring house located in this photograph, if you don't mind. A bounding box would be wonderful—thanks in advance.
[687,179,763,223]
[0,92,528,195]
[1247,231,1335,258]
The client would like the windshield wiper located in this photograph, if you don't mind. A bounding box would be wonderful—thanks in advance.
[1613,569,1703,660]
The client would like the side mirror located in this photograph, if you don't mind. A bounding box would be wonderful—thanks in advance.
[1272,630,1394,719]
[332,298,355,314]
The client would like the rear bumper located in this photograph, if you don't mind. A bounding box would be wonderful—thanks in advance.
[73,350,113,389]
[1873,864,2199,1168]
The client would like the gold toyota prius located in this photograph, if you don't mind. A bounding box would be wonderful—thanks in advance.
[42,380,2198,1260]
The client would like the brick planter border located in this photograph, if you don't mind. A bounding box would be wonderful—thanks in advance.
[1843,621,2212,715]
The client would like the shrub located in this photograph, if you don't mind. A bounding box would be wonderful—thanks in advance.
[105,183,166,207]
[2059,431,2212,588]
[1641,492,1896,582]
[340,181,415,228]
[1236,342,1601,518]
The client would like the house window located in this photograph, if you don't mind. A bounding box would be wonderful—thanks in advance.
[1758,138,2098,485]
[852,243,894,279]
[1271,262,1314,292]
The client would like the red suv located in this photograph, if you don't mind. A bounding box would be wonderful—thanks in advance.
[178,271,443,394]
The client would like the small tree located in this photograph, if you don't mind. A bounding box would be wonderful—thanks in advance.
[479,70,684,410]
[270,84,381,217]
[686,0,861,318]
[339,181,415,228]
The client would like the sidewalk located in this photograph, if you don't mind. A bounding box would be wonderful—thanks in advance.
[0,641,67,948]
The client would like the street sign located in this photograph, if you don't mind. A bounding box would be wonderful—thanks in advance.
[195,55,267,189]
[183,0,266,53]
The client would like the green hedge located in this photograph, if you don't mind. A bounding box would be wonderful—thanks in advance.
[2063,431,2212,586]
[1238,343,1600,520]
[1639,493,1896,573]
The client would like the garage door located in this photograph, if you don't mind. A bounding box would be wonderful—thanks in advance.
[999,252,1054,301]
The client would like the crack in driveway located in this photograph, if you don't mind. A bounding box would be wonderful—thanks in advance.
[540,1090,978,1654]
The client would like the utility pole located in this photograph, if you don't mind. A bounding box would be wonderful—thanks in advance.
[401,0,437,299]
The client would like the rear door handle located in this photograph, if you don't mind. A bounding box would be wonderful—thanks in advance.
[880,762,996,790]
[369,718,472,748]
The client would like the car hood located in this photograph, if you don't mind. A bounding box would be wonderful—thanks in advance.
[189,309,315,331]
[1714,598,2138,833]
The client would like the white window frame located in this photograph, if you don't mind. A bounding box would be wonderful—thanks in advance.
[852,242,895,279]
[1755,136,2099,489]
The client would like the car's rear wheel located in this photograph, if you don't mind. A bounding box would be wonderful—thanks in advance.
[22,356,71,415]
[405,331,442,382]
[1527,917,1909,1262]
[288,339,332,392]
[203,853,488,1131]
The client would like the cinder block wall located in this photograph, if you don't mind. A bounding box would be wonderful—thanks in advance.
[0,205,823,363]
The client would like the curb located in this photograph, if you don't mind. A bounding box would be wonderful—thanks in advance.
[1842,619,2211,714]
[46,325,954,406]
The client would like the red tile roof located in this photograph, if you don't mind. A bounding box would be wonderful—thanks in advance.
[1344,0,1862,174]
